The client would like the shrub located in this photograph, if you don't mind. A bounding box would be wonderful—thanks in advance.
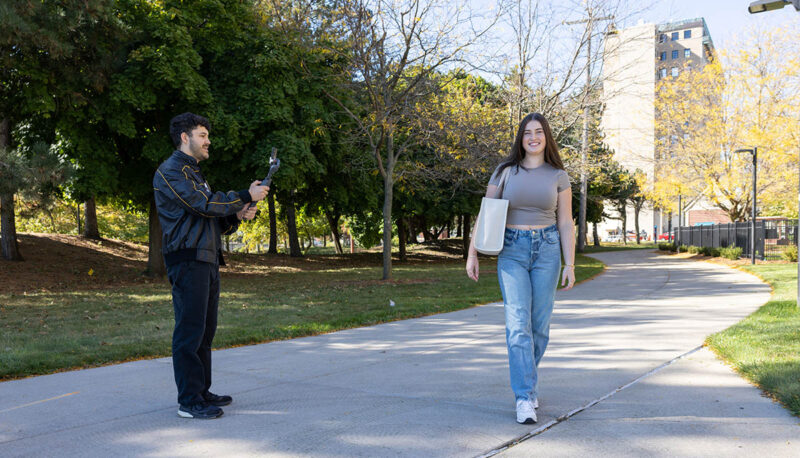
[781,245,798,262]
[678,244,689,253]
[699,246,721,257]
[688,245,701,254]
[658,242,675,251]
[720,245,743,260]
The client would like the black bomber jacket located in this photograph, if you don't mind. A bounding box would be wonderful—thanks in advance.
[153,150,252,266]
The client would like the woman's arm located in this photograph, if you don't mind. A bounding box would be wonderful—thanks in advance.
[466,184,499,281]
[556,187,576,290]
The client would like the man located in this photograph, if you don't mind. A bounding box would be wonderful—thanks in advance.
[153,112,269,419]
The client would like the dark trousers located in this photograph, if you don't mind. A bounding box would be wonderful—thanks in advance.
[166,260,220,406]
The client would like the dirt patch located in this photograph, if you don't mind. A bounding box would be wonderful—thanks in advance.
[656,249,790,267]
[0,233,159,294]
[1,233,466,294]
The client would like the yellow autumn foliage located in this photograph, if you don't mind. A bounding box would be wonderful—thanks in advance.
[653,24,800,220]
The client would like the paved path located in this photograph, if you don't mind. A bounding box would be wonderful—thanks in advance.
[1,250,797,457]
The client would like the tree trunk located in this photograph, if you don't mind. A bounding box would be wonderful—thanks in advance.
[420,216,434,242]
[146,197,165,277]
[0,119,21,261]
[268,192,277,254]
[620,202,628,245]
[0,193,22,261]
[397,216,406,262]
[83,196,101,239]
[456,215,462,237]
[381,140,395,280]
[285,190,302,257]
[593,221,601,247]
[461,213,470,259]
[325,210,343,254]
[634,204,641,244]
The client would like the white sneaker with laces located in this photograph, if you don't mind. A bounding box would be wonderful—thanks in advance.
[516,399,537,424]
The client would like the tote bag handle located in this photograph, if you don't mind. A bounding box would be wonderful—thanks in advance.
[473,166,511,255]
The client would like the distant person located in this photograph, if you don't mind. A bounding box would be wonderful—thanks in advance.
[466,112,575,424]
[153,112,269,419]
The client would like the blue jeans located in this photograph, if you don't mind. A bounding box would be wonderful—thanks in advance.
[497,225,561,402]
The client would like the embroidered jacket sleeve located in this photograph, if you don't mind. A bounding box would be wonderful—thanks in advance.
[155,165,251,218]
[218,213,241,235]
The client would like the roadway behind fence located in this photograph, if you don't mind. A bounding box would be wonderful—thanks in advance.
[676,219,798,260]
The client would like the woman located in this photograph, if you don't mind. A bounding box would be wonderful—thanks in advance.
[466,112,575,424]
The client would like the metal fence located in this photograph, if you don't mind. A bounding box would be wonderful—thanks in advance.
[675,219,798,260]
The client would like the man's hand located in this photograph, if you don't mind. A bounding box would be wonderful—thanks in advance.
[248,180,269,202]
[237,205,257,221]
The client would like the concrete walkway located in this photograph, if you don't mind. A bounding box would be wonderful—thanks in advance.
[1,250,797,457]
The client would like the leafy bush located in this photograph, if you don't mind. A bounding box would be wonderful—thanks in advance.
[658,242,675,251]
[720,245,743,260]
[781,245,798,262]
[699,246,721,257]
[678,244,688,253]
[687,245,701,254]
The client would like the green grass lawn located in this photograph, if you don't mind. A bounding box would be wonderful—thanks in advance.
[706,263,800,416]
[0,254,603,380]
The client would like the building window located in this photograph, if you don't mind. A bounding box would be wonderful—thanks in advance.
[684,30,691,39]
[659,34,667,43]
[671,32,678,41]
[659,68,667,78]
[660,52,666,61]
[671,67,678,77]
[684,49,691,58]
[672,50,679,59]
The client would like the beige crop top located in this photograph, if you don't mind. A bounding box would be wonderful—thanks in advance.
[488,163,571,227]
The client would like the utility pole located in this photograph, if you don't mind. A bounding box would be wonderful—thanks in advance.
[565,5,613,251]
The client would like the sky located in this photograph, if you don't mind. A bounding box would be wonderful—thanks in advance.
[625,0,799,50]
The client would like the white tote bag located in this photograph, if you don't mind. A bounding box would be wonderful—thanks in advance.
[473,166,511,255]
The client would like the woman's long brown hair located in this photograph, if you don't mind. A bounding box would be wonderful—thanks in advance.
[496,112,564,176]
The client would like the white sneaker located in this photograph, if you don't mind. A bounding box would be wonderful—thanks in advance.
[532,398,539,409]
[516,399,537,424]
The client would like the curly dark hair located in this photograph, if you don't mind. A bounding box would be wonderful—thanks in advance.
[169,112,211,148]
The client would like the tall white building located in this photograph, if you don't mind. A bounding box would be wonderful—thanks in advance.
[599,18,717,240]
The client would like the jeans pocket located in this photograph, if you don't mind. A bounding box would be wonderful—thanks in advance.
[544,231,560,244]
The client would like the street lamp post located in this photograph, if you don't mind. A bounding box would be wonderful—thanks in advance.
[677,194,682,246]
[735,148,758,265]
[748,0,800,13]
[747,0,799,306]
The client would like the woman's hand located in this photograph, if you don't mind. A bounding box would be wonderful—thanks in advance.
[466,256,479,282]
[561,265,575,290]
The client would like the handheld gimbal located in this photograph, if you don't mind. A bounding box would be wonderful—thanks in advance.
[249,147,280,209]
